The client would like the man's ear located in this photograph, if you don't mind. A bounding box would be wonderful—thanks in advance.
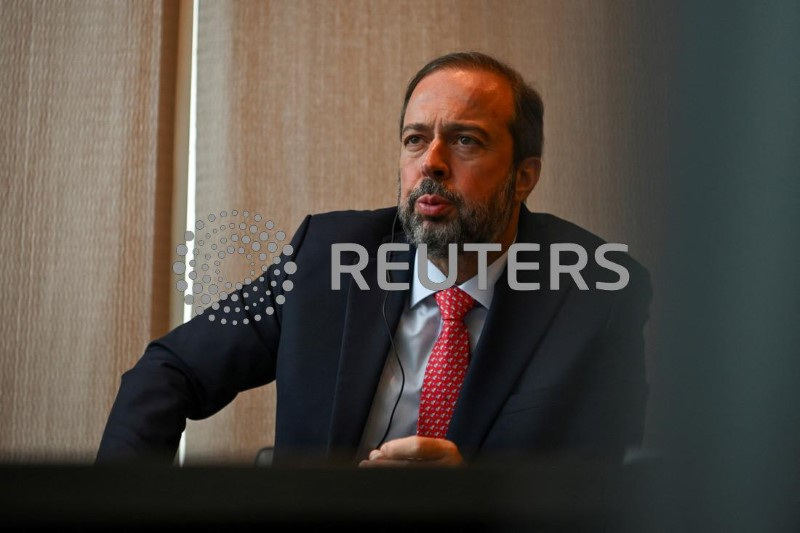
[514,157,541,202]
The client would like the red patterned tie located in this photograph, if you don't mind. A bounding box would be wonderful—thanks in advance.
[417,286,477,439]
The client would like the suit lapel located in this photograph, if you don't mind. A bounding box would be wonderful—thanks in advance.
[327,237,411,457]
[447,209,572,458]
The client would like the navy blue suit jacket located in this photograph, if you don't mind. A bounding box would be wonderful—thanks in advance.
[97,205,651,465]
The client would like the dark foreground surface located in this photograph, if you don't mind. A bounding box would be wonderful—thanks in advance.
[0,455,796,532]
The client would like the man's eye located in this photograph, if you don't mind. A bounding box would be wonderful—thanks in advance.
[457,136,477,145]
[404,135,422,145]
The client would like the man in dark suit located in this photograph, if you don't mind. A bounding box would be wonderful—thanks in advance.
[97,52,650,466]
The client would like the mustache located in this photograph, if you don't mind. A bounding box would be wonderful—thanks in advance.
[405,179,463,209]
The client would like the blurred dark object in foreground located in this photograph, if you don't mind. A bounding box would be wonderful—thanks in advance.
[0,455,653,532]
[1,454,796,532]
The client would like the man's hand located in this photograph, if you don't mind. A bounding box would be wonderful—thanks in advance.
[358,436,463,468]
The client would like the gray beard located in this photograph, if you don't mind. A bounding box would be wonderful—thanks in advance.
[397,172,516,259]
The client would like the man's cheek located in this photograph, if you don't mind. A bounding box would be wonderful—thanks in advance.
[398,178,414,200]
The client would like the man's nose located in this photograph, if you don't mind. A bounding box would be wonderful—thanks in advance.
[421,138,449,180]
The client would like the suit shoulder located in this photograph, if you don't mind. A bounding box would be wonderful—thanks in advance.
[308,206,396,224]
[524,211,649,284]
[296,206,397,247]
[524,212,607,247]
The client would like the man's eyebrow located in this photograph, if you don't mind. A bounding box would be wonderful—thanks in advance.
[442,123,490,138]
[401,122,490,138]
[401,123,430,136]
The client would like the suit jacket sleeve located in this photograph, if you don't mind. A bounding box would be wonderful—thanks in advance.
[95,215,313,463]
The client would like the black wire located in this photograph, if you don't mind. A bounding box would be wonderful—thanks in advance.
[376,207,405,449]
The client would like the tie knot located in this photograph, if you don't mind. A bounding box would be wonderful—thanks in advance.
[434,286,476,321]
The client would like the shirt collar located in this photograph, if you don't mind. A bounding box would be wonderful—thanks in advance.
[409,245,511,310]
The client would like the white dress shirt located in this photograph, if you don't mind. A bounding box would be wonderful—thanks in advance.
[357,249,510,458]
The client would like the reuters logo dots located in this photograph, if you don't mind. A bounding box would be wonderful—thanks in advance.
[172,211,296,326]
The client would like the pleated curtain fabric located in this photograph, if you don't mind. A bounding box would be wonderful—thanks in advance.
[0,0,179,462]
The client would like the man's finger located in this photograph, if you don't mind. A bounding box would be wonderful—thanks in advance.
[380,436,456,460]
[368,449,384,460]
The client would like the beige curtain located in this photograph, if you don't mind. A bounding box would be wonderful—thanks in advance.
[0,0,179,461]
[189,0,669,462]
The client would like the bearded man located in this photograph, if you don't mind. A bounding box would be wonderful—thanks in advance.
[98,52,651,466]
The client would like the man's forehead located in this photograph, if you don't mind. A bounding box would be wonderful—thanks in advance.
[405,68,514,125]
